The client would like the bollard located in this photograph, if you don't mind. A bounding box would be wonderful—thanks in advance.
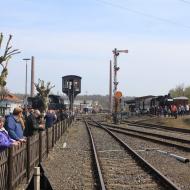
[34,167,40,190]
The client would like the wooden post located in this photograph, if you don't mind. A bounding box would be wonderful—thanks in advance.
[55,124,57,142]
[52,125,54,147]
[61,121,63,135]
[58,122,61,139]
[8,147,13,190]
[34,167,40,190]
[39,132,42,162]
[46,128,49,155]
[27,137,31,182]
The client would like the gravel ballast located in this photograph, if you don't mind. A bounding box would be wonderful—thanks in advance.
[43,121,96,190]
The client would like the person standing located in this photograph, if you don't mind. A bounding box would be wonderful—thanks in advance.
[0,116,19,151]
[171,104,178,119]
[5,107,26,142]
[25,109,44,137]
[44,110,56,128]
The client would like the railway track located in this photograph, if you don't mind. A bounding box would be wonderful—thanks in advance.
[99,123,190,152]
[84,119,181,190]
[123,120,190,134]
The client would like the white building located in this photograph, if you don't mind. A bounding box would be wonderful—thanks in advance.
[0,94,23,115]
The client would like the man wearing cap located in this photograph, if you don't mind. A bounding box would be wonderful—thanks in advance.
[5,107,26,142]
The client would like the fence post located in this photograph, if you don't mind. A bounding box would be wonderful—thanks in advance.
[61,121,63,135]
[52,125,54,148]
[27,137,31,182]
[55,124,57,143]
[46,128,49,155]
[8,146,13,190]
[34,167,40,190]
[39,132,42,163]
[59,122,61,139]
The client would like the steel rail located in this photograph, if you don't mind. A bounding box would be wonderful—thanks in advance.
[124,120,190,134]
[102,123,190,145]
[91,120,181,190]
[97,123,190,152]
[84,119,106,190]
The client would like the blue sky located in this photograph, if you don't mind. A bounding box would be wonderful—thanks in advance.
[1,0,190,96]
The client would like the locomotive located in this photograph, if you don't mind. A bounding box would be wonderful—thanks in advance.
[27,94,65,111]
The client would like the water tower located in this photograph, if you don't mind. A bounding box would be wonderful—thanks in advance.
[62,75,82,111]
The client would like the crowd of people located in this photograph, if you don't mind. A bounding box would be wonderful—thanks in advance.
[0,107,70,152]
[150,104,189,119]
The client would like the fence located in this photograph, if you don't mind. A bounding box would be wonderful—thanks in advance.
[0,118,73,190]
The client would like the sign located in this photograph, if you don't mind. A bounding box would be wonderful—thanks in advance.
[114,91,122,99]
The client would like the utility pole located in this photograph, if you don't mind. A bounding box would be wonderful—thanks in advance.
[112,48,128,124]
[109,60,112,113]
[31,56,35,97]
[113,48,120,95]
[23,58,31,106]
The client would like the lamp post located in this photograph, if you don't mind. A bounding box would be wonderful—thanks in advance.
[23,58,31,106]
[112,48,128,124]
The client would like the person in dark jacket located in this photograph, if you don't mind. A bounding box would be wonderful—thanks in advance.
[25,109,44,137]
[5,107,26,142]
[44,110,56,128]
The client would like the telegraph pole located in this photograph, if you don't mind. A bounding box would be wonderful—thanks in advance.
[23,58,31,106]
[31,56,35,97]
[109,60,112,113]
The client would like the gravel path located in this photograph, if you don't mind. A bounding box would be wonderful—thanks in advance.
[43,121,96,190]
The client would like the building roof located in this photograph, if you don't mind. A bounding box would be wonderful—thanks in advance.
[173,96,189,100]
[135,95,155,100]
[2,93,22,102]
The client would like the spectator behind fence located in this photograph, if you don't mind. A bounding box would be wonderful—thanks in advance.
[171,104,178,119]
[0,116,19,152]
[59,109,66,121]
[44,110,56,128]
[24,109,44,137]
[5,107,26,142]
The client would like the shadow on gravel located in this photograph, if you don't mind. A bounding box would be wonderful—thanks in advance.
[27,163,53,190]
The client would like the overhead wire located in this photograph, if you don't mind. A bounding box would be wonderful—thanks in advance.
[94,0,190,29]
[178,0,190,5]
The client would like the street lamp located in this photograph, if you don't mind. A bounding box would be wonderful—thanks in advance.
[23,58,31,106]
[112,48,128,124]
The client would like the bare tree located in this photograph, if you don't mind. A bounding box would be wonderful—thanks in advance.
[0,87,9,101]
[35,79,55,112]
[0,33,20,87]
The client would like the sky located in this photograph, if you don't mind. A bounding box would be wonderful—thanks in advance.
[1,0,190,97]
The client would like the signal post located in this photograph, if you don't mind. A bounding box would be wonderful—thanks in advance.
[112,48,128,124]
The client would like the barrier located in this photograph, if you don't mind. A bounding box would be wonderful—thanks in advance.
[0,117,73,190]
